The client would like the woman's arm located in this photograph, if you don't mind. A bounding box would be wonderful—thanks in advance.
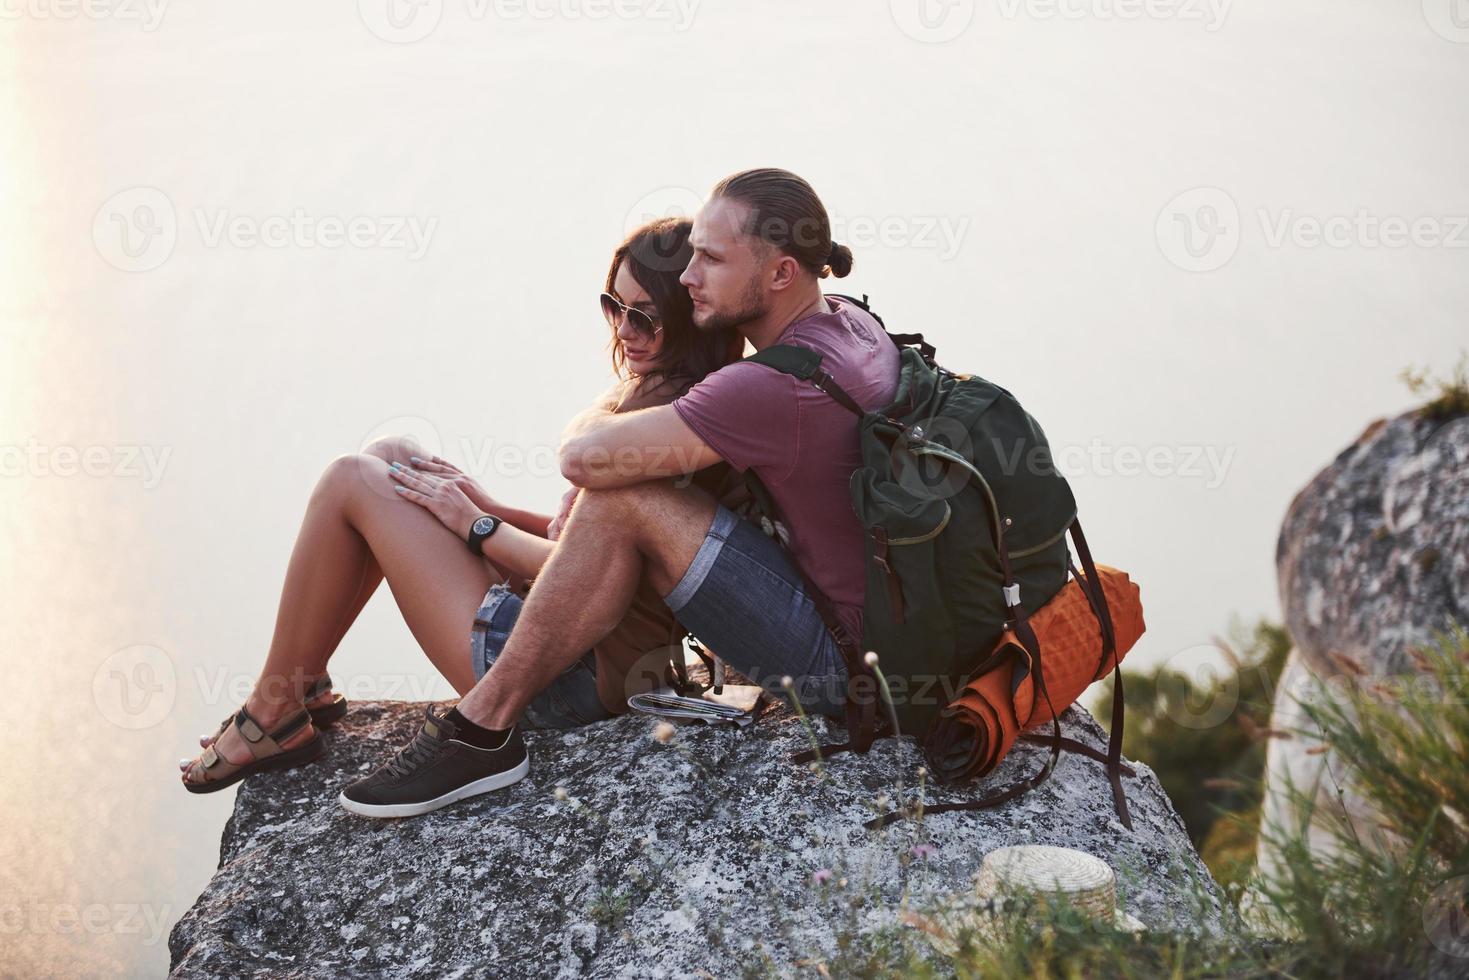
[476,521,555,582]
[385,464,556,581]
[411,455,554,537]
[482,502,554,539]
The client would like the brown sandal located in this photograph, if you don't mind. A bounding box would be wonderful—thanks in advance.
[199,674,347,748]
[183,703,324,794]
[302,673,349,727]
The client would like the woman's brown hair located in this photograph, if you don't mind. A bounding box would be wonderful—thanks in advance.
[606,217,743,383]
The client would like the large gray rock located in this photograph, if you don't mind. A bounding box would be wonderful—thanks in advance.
[168,699,1225,978]
[1250,409,1469,921]
[1276,411,1468,678]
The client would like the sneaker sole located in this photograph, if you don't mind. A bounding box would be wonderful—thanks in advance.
[336,756,530,819]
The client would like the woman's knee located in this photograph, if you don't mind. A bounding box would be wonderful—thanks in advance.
[361,434,426,464]
[314,451,391,507]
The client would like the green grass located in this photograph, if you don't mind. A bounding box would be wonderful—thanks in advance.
[1400,350,1469,421]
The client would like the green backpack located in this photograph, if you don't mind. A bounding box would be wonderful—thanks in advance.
[741,294,1132,831]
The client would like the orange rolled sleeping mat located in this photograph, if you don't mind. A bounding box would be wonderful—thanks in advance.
[923,565,1146,785]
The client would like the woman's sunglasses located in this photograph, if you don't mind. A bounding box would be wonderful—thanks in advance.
[599,292,662,343]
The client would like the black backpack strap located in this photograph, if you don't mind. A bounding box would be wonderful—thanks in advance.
[736,464,882,760]
[744,345,867,419]
[1067,517,1131,830]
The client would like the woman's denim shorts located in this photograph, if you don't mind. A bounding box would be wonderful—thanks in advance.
[470,583,616,730]
[469,504,850,727]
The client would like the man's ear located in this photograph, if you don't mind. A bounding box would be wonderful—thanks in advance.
[767,253,803,293]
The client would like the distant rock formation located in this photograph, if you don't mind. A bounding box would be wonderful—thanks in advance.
[1277,411,1467,678]
[169,699,1224,977]
[1254,409,1468,908]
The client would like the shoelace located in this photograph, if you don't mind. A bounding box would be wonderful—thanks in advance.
[383,725,447,779]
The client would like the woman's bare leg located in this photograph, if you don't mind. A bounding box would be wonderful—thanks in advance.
[183,439,499,784]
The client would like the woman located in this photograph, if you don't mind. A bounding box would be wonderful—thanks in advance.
[179,218,744,793]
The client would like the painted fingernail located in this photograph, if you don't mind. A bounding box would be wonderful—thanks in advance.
[410,456,422,464]
[394,486,406,493]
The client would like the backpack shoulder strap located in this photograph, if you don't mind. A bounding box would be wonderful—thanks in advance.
[744,343,823,380]
[743,344,866,418]
[827,292,937,361]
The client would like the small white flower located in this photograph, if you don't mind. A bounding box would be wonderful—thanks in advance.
[780,675,795,688]
[863,651,880,667]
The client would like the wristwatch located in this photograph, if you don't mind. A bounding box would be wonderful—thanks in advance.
[466,514,502,556]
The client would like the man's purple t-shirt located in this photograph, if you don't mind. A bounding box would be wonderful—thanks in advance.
[671,295,899,643]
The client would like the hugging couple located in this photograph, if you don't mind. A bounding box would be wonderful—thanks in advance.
[178,167,900,818]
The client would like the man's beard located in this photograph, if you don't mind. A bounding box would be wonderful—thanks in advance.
[695,277,766,334]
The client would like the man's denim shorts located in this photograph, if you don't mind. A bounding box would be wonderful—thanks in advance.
[469,504,850,728]
[663,504,849,718]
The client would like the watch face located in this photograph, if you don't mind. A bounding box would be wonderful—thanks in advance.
[472,516,496,535]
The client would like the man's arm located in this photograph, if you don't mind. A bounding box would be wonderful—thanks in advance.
[558,402,723,489]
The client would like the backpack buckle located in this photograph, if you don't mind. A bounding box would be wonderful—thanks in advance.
[1002,583,1021,607]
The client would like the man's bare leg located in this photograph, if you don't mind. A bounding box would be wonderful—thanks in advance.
[454,479,718,730]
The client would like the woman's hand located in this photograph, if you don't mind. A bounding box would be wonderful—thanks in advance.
[408,454,500,514]
[546,486,579,541]
[386,461,482,541]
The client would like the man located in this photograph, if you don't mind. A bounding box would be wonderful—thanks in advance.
[339,168,900,818]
